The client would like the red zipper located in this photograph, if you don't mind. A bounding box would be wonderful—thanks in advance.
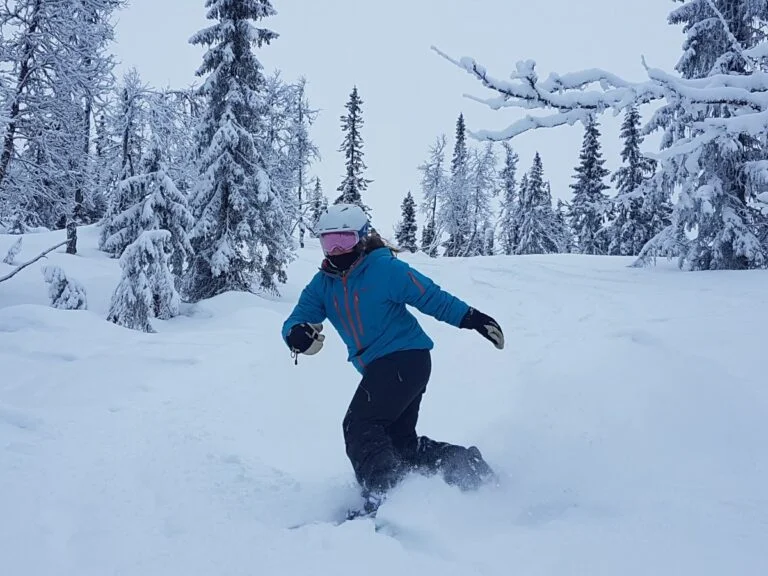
[333,296,352,340]
[342,277,362,349]
[335,295,364,371]
[353,291,364,336]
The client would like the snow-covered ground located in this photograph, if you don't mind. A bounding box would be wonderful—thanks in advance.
[2,226,767,576]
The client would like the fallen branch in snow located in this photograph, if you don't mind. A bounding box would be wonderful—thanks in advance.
[0,240,68,284]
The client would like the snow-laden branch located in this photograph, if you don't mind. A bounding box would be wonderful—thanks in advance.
[432,46,666,141]
[433,45,768,158]
[643,62,768,109]
[471,109,591,141]
[432,46,661,114]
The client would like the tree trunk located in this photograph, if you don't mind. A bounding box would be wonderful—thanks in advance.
[298,165,305,248]
[430,192,437,235]
[297,93,306,248]
[72,97,92,227]
[66,221,78,254]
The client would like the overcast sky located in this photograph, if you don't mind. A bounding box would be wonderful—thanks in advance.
[112,0,684,234]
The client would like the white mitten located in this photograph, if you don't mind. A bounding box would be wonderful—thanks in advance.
[304,323,325,355]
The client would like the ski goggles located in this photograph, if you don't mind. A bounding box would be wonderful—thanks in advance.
[319,230,360,255]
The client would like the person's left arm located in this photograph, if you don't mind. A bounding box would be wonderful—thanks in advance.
[386,256,505,349]
[386,256,469,327]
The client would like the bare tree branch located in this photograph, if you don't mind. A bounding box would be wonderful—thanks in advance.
[0,240,67,284]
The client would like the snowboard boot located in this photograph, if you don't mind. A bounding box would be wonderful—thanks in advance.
[346,489,386,520]
[363,490,385,515]
[441,445,496,491]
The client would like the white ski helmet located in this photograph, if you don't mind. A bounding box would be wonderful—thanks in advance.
[315,203,370,237]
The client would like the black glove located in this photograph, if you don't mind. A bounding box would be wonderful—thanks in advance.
[286,322,325,355]
[460,308,504,350]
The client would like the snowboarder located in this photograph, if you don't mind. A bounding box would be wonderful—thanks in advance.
[281,203,505,515]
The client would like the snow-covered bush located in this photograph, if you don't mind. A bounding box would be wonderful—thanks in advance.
[41,265,87,310]
[3,237,22,264]
[107,230,180,333]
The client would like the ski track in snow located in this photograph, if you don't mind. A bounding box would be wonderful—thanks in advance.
[1,225,767,575]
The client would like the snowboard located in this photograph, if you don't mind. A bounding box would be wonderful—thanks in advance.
[286,506,383,531]
[287,447,499,534]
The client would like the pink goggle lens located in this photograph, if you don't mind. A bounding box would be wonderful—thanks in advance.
[320,231,359,255]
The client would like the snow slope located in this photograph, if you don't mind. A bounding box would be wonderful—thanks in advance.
[1,226,767,576]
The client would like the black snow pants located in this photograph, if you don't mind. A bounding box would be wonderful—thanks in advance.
[342,349,492,495]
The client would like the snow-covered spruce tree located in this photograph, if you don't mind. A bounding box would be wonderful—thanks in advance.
[418,135,448,257]
[555,198,575,253]
[98,78,199,258]
[442,114,472,256]
[608,105,658,256]
[483,221,495,255]
[498,141,520,255]
[335,86,371,213]
[41,265,88,310]
[107,230,180,333]
[93,112,116,218]
[517,153,559,254]
[3,237,22,265]
[185,0,294,300]
[309,177,327,235]
[395,191,418,252]
[568,117,611,255]
[638,171,674,258]
[88,112,112,221]
[100,121,194,275]
[648,0,768,269]
[516,171,529,249]
[464,143,497,256]
[99,69,149,249]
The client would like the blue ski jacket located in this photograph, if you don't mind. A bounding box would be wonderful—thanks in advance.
[281,247,470,374]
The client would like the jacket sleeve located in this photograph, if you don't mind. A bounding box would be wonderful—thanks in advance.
[281,274,327,344]
[386,257,470,327]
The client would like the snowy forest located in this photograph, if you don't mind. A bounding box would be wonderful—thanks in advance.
[2,0,768,331]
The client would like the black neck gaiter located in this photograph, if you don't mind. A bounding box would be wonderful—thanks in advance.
[327,250,361,272]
